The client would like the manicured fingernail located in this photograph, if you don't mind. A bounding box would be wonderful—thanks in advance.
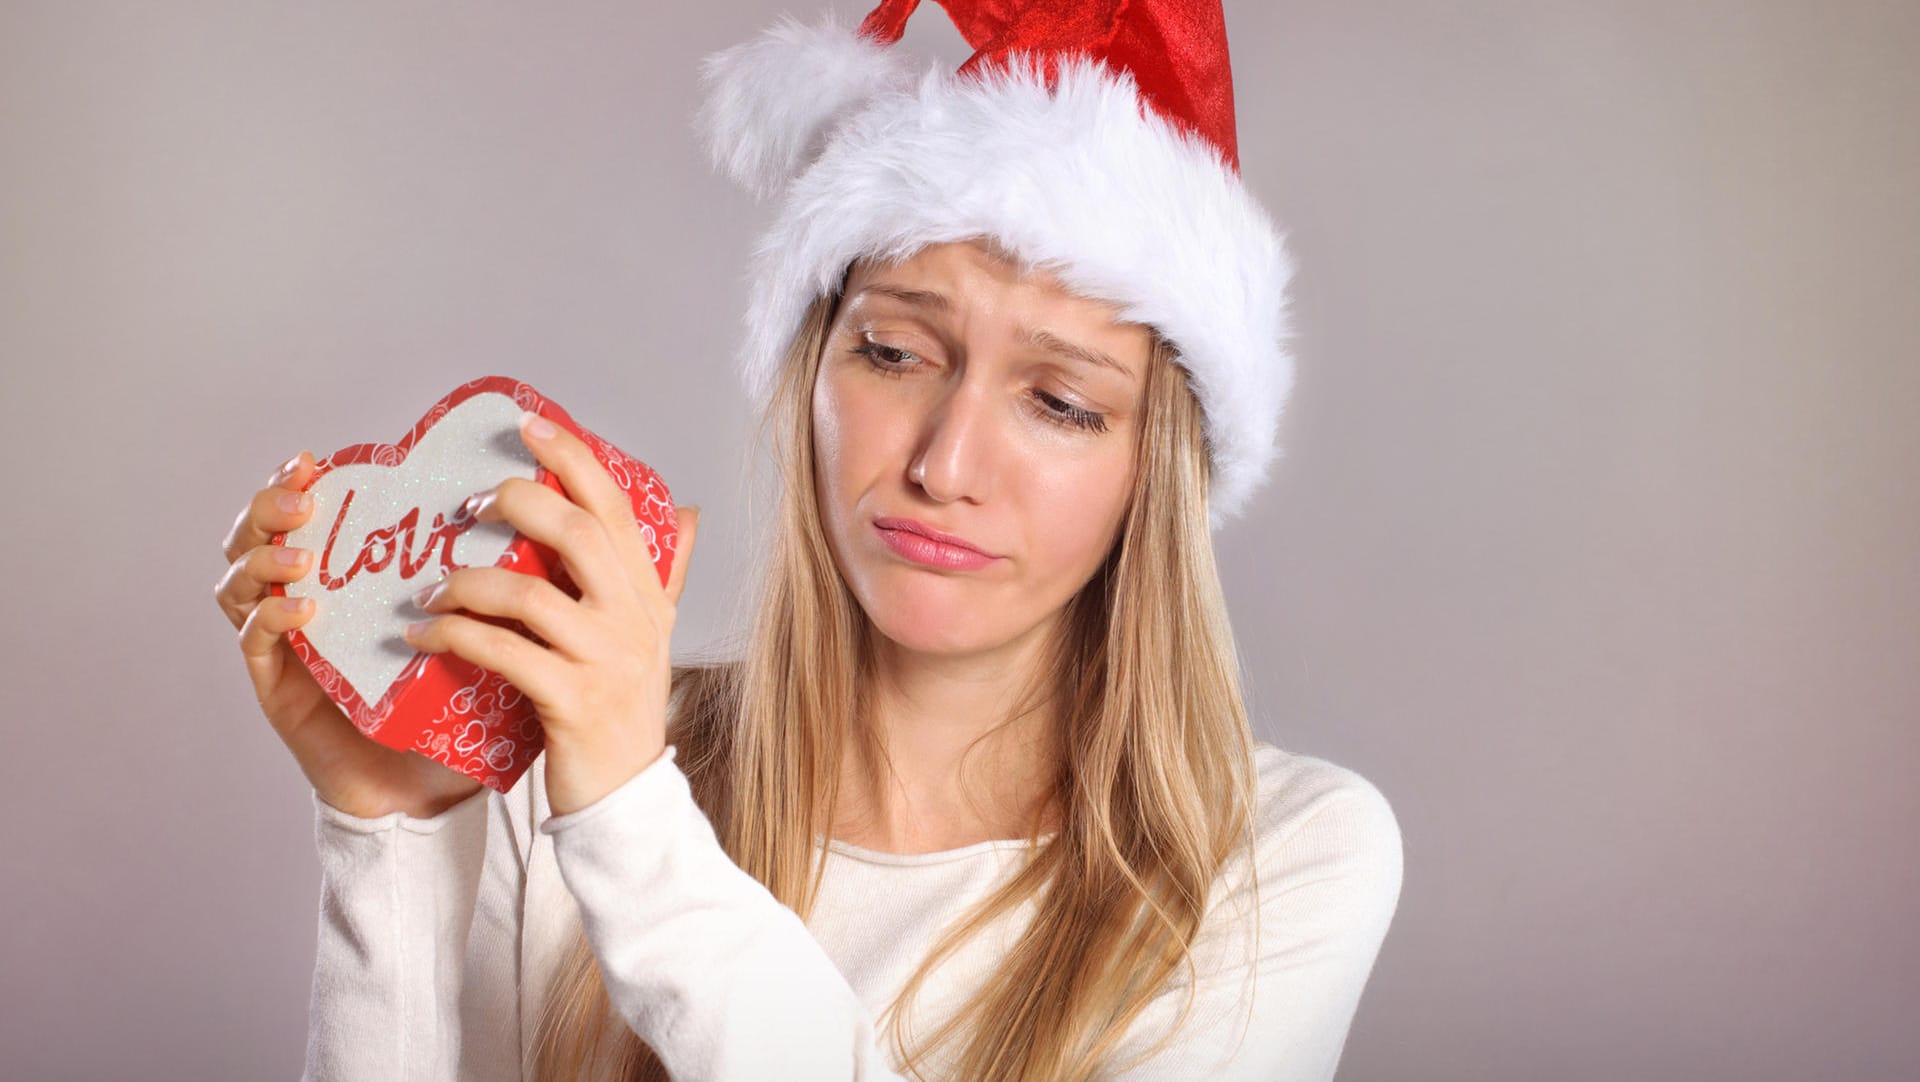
[520,411,557,440]
[278,491,310,514]
[280,596,310,614]
[274,546,306,566]
[405,620,430,641]
[412,582,443,610]
[272,453,301,483]
[463,488,497,518]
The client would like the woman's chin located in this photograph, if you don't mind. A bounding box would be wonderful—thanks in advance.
[867,614,985,658]
[860,589,1007,659]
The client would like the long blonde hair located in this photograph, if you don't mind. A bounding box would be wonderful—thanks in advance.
[529,266,1263,1081]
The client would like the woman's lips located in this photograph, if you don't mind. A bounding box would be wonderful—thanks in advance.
[873,521,1001,571]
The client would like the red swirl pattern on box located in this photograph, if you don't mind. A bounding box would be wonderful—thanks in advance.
[267,375,676,795]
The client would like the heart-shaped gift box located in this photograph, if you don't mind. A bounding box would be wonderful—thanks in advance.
[269,376,676,794]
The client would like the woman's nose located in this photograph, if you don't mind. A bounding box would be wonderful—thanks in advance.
[907,381,997,505]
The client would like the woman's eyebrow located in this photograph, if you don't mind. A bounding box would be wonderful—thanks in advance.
[854,282,1132,379]
[855,283,951,312]
[1021,328,1132,380]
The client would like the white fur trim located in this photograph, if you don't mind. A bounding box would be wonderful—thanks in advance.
[706,28,1296,528]
[693,11,916,200]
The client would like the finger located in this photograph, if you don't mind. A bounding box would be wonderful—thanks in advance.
[663,506,700,608]
[221,452,316,564]
[470,477,632,607]
[266,449,315,488]
[236,596,363,766]
[513,411,663,592]
[415,566,603,660]
[238,593,313,671]
[403,612,570,706]
[515,412,634,527]
[214,544,316,629]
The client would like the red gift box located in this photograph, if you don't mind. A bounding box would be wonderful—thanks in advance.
[268,376,676,794]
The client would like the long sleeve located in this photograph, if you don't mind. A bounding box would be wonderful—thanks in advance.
[539,745,910,1081]
[302,785,524,1082]
[1098,769,1405,1082]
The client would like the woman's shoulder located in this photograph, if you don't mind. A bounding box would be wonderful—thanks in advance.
[1152,740,1404,996]
[1237,740,1405,909]
[1248,741,1399,840]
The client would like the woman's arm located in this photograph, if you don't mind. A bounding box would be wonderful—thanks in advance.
[302,784,527,1082]
[540,744,909,1081]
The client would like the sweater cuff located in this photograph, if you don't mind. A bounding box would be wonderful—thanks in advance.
[313,784,491,836]
[537,744,683,837]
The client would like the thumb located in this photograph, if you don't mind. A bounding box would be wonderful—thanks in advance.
[664,506,700,607]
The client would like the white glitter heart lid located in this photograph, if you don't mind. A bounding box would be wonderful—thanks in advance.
[282,391,538,708]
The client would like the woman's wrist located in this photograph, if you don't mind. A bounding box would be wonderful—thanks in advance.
[542,730,669,818]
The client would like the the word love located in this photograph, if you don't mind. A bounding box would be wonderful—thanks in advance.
[316,487,476,590]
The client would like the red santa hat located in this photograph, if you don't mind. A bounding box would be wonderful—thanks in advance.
[696,0,1295,528]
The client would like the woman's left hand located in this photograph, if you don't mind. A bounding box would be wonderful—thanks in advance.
[403,411,700,817]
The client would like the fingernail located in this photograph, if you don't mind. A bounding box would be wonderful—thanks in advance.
[405,620,430,641]
[272,453,301,484]
[520,411,557,440]
[278,491,311,514]
[274,546,306,566]
[463,488,497,519]
[412,582,443,610]
[280,596,309,614]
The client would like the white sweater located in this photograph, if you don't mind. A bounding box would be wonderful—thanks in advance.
[301,739,1402,1081]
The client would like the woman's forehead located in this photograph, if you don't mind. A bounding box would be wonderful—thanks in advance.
[849,238,1043,288]
[843,241,1147,337]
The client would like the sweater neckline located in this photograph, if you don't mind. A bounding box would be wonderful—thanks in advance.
[814,832,1059,867]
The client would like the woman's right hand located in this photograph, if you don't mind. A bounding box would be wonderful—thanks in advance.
[215,451,484,821]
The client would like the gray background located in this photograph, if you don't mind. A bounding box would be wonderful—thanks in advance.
[2,2,1915,1079]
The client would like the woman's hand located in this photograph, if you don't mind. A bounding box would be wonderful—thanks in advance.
[215,452,485,820]
[401,412,701,818]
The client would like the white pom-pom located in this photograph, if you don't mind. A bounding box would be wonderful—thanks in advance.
[694,11,915,201]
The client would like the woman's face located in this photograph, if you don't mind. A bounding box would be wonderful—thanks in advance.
[812,239,1153,660]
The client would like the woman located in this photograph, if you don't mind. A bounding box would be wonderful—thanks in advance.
[215,3,1402,1079]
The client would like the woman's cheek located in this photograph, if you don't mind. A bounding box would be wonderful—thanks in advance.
[1032,459,1132,568]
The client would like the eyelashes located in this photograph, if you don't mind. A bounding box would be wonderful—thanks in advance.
[848,341,1111,435]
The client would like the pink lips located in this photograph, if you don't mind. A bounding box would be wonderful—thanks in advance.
[873,517,1000,571]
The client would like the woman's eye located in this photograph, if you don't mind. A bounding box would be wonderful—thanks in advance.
[851,340,1109,435]
[1034,390,1109,434]
[850,341,917,373]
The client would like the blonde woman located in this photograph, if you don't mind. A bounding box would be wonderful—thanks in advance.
[216,3,1403,1079]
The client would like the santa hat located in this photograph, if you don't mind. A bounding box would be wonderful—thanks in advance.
[695,0,1296,529]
